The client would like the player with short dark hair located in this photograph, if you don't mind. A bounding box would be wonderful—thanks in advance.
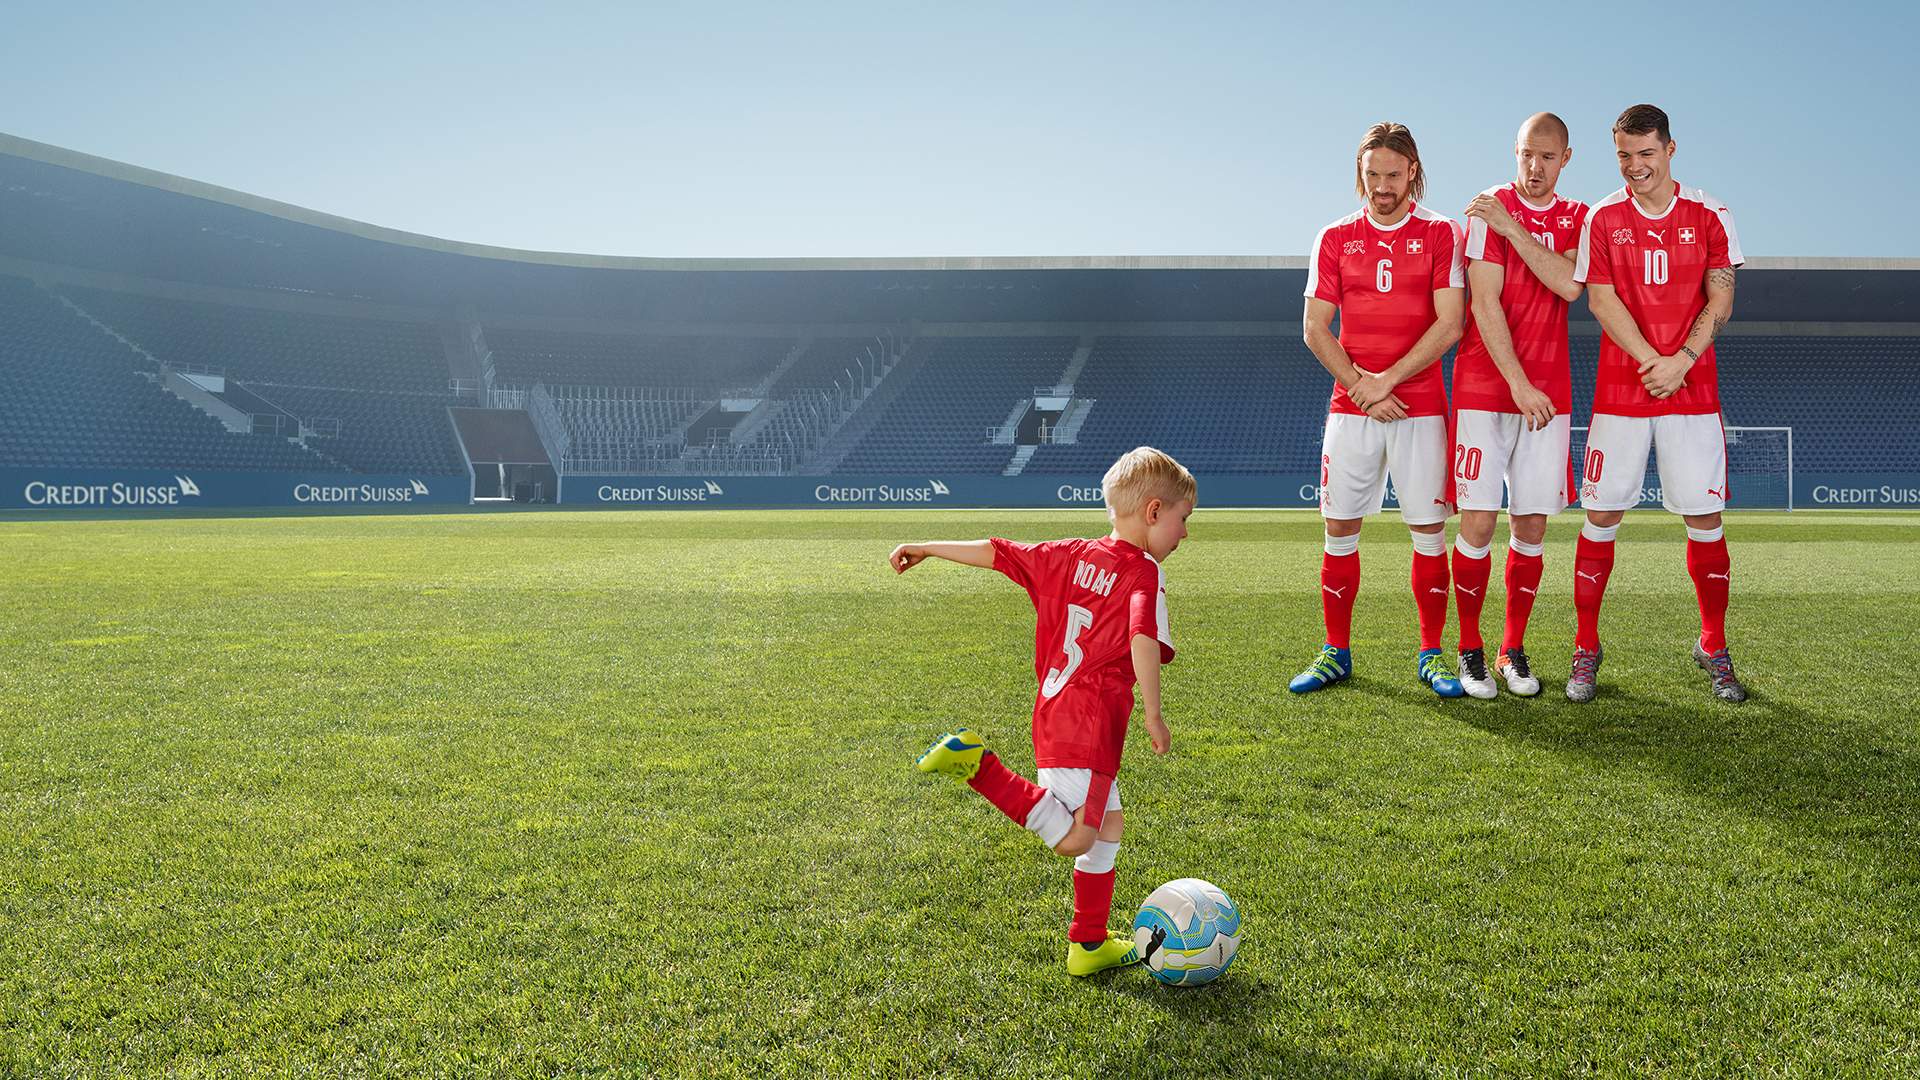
[1293,122,1467,698]
[894,446,1191,976]
[1451,113,1590,698]
[1569,104,1746,702]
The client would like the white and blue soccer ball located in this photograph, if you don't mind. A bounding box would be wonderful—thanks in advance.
[1133,877,1241,986]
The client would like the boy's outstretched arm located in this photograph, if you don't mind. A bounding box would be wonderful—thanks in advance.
[889,540,996,573]
[1131,633,1170,755]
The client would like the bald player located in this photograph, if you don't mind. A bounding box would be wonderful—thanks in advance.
[1451,113,1590,699]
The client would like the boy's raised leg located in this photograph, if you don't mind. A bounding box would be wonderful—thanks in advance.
[917,729,1072,847]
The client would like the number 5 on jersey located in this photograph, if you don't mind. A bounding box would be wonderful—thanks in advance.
[1041,604,1094,698]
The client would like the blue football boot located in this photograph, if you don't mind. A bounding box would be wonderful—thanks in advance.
[1417,648,1465,698]
[1288,644,1352,693]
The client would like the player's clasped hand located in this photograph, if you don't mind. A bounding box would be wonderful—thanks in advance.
[1365,396,1409,423]
[889,544,926,573]
[1347,371,1397,410]
[1638,353,1692,398]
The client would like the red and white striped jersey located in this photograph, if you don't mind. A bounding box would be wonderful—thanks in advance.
[1453,184,1589,413]
[991,535,1174,776]
[1574,182,1742,417]
[1306,202,1465,418]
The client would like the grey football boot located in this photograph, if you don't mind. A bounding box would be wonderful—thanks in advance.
[1566,645,1603,703]
[1693,641,1749,703]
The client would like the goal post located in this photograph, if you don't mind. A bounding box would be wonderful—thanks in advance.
[1570,425,1793,510]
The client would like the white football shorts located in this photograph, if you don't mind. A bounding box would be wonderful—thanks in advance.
[1579,412,1728,515]
[1452,410,1572,516]
[1037,767,1122,816]
[1319,413,1450,525]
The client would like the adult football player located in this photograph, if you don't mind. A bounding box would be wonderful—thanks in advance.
[1569,104,1745,702]
[1451,113,1589,699]
[1294,122,1466,698]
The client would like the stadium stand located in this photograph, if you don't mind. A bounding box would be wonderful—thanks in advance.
[838,337,1076,474]
[61,286,447,392]
[1024,336,1322,475]
[46,285,466,475]
[241,384,465,474]
[0,275,325,471]
[771,337,891,394]
[486,327,792,390]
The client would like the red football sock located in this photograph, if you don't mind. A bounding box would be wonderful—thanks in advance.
[1687,536,1731,653]
[1452,547,1491,652]
[1069,869,1118,944]
[1320,551,1360,649]
[1502,548,1545,653]
[966,752,1046,824]
[1412,552,1450,651]
[1573,534,1615,652]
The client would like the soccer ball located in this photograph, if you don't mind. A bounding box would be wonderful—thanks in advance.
[1132,877,1241,986]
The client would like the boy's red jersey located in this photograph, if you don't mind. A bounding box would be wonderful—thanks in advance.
[991,535,1174,776]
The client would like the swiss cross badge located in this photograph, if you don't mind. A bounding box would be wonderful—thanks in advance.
[1679,227,1697,244]
[1406,239,1423,254]
[1557,215,1574,229]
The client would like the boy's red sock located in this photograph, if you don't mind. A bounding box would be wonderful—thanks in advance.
[1069,869,1118,944]
[966,752,1045,824]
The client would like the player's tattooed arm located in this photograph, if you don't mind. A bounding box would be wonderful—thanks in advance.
[1682,267,1738,360]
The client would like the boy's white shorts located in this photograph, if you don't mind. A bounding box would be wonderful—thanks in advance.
[1037,768,1122,815]
[1579,413,1728,515]
[1319,413,1450,525]
[1452,410,1572,516]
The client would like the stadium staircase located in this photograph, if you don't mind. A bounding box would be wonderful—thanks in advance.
[55,285,465,474]
[0,276,333,471]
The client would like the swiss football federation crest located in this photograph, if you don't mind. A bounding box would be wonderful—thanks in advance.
[1557,215,1575,229]
[1611,228,1635,246]
[1679,227,1697,244]
[1406,239,1423,254]
[1343,239,1366,255]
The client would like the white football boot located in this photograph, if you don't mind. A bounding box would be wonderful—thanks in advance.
[1457,648,1498,700]
[1496,647,1542,697]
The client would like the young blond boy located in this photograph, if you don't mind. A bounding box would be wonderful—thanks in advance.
[890,447,1193,976]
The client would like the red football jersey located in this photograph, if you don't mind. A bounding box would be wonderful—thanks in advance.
[1573,182,1743,416]
[1454,184,1589,413]
[991,535,1174,776]
[1306,202,1465,418]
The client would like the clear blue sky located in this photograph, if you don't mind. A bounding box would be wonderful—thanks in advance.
[1,1,1910,259]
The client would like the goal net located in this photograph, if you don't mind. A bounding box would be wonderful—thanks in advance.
[1569,425,1792,510]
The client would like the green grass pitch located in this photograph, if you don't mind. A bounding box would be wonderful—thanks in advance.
[2,509,1918,1077]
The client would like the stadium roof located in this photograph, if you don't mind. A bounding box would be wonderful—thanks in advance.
[4,131,1917,324]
